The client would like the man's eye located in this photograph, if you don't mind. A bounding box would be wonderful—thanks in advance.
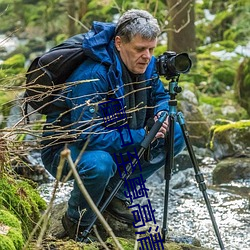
[136,48,144,52]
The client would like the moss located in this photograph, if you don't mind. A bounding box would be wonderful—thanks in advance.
[0,209,24,249]
[217,40,237,51]
[1,54,25,69]
[214,119,232,126]
[0,174,47,239]
[7,228,24,249]
[0,235,16,250]
[0,209,21,229]
[55,34,68,45]
[209,120,250,151]
[106,237,134,250]
[199,95,224,107]
[0,54,26,86]
[199,90,248,122]
[27,236,212,250]
[213,67,235,86]
[213,120,250,133]
[166,242,183,249]
[105,237,210,250]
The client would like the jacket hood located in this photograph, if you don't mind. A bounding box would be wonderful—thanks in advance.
[82,21,116,65]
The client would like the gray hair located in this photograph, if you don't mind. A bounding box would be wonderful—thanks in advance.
[115,9,161,43]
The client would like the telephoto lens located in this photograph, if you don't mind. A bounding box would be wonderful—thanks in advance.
[156,51,192,79]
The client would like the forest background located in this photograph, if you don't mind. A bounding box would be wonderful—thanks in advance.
[0,0,250,125]
[0,0,250,249]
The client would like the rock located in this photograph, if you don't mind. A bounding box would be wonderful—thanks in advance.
[209,120,250,160]
[181,89,199,105]
[213,157,250,184]
[179,100,211,148]
[210,120,250,184]
[221,105,237,116]
[170,168,193,189]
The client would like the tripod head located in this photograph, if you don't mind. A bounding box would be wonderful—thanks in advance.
[168,76,182,100]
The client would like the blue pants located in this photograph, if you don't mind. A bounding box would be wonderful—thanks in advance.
[41,122,185,226]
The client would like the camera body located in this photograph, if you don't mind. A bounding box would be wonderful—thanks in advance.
[156,51,192,79]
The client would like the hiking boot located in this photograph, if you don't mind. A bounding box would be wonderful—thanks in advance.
[61,213,97,242]
[105,196,135,225]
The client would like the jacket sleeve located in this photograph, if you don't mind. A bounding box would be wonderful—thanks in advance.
[65,61,146,154]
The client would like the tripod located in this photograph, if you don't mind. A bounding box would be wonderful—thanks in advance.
[162,77,225,249]
[82,77,225,250]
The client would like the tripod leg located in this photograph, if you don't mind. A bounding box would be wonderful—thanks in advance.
[162,114,175,242]
[177,112,225,250]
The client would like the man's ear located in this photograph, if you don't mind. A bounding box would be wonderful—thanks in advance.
[115,36,122,51]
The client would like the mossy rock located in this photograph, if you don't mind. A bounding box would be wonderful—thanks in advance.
[0,174,47,239]
[0,209,24,250]
[209,120,250,160]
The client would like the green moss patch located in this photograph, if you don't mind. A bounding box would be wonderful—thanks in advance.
[0,209,23,250]
[0,174,47,239]
[209,120,250,152]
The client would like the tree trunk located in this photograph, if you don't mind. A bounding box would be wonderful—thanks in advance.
[78,0,88,20]
[167,0,196,62]
[67,0,76,36]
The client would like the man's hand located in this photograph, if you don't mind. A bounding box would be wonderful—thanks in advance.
[154,111,169,139]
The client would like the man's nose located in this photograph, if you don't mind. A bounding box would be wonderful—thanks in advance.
[142,49,151,59]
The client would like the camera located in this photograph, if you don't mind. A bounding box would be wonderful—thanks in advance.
[156,51,192,79]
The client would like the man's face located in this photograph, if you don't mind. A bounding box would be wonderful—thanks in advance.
[115,35,157,74]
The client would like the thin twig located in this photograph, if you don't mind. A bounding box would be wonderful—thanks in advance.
[68,14,90,31]
[93,225,109,250]
[22,154,65,249]
[61,148,124,250]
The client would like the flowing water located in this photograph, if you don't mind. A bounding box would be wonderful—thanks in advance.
[145,157,250,250]
[38,156,250,250]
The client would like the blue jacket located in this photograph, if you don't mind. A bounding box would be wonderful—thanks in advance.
[44,21,170,154]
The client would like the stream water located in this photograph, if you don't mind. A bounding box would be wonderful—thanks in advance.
[146,157,250,250]
[38,156,250,250]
